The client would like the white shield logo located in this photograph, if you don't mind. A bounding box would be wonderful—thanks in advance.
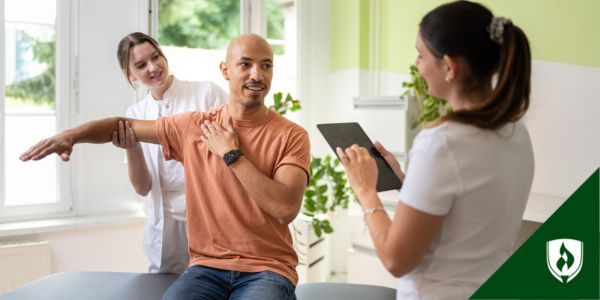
[546,239,583,283]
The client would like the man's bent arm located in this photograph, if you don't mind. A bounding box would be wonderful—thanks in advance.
[229,159,307,225]
[20,117,157,161]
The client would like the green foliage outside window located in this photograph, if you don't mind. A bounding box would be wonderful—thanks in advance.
[158,0,286,54]
[159,0,240,50]
[6,0,287,107]
[5,33,55,107]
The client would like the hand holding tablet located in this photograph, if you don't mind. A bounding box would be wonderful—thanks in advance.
[317,122,403,192]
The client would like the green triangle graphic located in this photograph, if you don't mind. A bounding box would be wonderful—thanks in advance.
[471,169,599,299]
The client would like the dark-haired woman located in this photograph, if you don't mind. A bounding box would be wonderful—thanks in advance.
[337,1,534,298]
[114,32,228,274]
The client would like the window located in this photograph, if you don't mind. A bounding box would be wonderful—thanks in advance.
[157,0,240,93]
[265,0,297,101]
[0,0,71,219]
[156,0,297,107]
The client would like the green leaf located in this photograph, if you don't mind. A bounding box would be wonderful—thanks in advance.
[290,100,301,111]
[318,195,328,205]
[322,220,334,233]
[311,157,322,167]
[304,190,315,197]
[304,199,316,212]
[313,221,323,238]
[317,184,328,194]
[313,168,325,181]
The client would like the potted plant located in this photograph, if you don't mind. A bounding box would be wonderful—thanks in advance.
[402,65,450,128]
[272,63,448,238]
[270,92,352,238]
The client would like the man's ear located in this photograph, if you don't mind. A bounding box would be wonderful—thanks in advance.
[219,62,229,80]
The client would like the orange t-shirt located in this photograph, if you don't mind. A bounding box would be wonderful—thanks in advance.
[156,107,310,285]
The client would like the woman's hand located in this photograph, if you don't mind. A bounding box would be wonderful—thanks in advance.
[112,120,140,150]
[207,104,226,117]
[336,144,378,198]
[374,141,405,181]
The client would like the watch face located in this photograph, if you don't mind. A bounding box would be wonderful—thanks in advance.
[224,149,242,165]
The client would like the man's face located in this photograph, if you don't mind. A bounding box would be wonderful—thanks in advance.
[221,36,273,109]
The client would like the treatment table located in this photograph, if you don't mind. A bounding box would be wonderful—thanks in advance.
[0,272,397,300]
[0,272,178,300]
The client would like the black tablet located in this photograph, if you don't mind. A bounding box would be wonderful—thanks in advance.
[317,122,403,192]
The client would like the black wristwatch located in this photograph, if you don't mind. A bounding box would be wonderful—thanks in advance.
[223,149,243,166]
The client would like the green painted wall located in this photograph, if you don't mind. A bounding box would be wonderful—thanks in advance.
[331,0,371,70]
[331,0,600,72]
[331,0,359,71]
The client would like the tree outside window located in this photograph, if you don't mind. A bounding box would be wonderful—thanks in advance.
[156,0,296,109]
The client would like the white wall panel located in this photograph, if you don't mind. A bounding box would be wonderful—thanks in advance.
[75,0,145,215]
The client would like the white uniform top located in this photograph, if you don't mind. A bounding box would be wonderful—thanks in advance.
[126,77,228,273]
[397,121,534,300]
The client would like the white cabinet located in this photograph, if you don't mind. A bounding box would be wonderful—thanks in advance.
[353,95,419,159]
[345,204,397,289]
[291,218,329,283]
[347,245,397,288]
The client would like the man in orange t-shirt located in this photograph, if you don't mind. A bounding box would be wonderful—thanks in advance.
[20,34,310,299]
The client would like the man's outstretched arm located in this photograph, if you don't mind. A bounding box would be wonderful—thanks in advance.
[20,117,157,162]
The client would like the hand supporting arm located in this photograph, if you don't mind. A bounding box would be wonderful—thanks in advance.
[112,120,152,196]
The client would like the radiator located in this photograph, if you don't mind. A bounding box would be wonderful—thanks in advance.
[0,240,51,293]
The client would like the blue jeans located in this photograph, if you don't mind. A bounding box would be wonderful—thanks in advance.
[161,265,296,300]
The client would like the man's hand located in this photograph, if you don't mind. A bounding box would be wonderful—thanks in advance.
[112,120,140,150]
[20,133,75,162]
[201,116,239,157]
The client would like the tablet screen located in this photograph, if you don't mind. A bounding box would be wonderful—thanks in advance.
[317,122,403,192]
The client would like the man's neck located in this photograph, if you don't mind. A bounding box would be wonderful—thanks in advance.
[227,103,269,120]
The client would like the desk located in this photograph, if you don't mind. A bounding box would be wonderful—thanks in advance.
[0,272,179,300]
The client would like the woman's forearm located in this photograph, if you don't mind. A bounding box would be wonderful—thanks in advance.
[126,146,152,196]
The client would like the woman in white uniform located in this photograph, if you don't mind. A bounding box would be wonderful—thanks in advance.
[113,32,228,274]
[337,1,534,299]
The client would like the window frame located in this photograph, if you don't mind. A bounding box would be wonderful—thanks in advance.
[152,0,299,102]
[0,0,73,221]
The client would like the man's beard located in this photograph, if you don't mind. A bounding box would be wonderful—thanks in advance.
[241,95,264,109]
